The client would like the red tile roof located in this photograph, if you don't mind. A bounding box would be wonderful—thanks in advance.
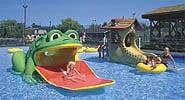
[102,18,141,29]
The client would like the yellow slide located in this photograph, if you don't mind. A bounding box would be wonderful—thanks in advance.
[126,47,167,73]
[78,47,97,53]
[136,63,167,73]
[8,48,23,53]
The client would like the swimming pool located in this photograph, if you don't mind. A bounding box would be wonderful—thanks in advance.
[0,46,185,100]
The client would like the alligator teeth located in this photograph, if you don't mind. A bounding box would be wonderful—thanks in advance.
[44,51,55,56]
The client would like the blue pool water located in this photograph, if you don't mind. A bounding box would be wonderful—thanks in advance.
[0,46,185,100]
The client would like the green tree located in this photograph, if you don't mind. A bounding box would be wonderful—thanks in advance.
[87,24,101,32]
[31,23,41,28]
[58,18,83,33]
[0,19,23,38]
[41,25,56,32]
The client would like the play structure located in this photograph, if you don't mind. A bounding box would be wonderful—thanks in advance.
[36,61,114,90]
[8,48,23,53]
[78,47,97,53]
[142,4,185,51]
[12,29,114,90]
[102,18,167,73]
[136,63,167,73]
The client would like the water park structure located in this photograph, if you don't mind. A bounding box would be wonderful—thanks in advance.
[1,1,185,99]
[102,18,167,73]
[102,18,146,65]
[11,29,114,91]
[142,4,185,51]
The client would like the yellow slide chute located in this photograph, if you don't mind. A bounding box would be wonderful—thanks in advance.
[136,63,167,73]
[125,47,167,73]
[78,47,97,53]
[8,48,23,53]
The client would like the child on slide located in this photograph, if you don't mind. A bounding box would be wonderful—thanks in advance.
[145,56,156,69]
[60,61,85,82]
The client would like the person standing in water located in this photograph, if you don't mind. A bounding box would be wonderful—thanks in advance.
[97,41,105,59]
[161,47,177,69]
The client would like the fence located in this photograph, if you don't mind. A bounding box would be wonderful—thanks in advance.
[0,38,25,46]
[136,30,185,51]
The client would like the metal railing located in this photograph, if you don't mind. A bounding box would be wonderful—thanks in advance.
[136,30,185,51]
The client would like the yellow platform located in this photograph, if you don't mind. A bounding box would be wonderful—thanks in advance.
[83,47,97,52]
[136,63,167,73]
[78,47,97,53]
[8,48,23,53]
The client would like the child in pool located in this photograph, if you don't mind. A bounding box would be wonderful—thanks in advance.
[161,47,177,69]
[97,41,105,59]
[155,56,162,64]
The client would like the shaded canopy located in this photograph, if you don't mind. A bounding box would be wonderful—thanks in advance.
[142,4,185,21]
[101,18,143,30]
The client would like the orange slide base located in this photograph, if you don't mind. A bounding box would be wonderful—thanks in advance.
[35,61,115,91]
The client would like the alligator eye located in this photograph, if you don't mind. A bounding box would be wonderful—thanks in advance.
[50,33,61,41]
[68,33,77,39]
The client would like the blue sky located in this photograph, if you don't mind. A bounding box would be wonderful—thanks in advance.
[0,0,184,26]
